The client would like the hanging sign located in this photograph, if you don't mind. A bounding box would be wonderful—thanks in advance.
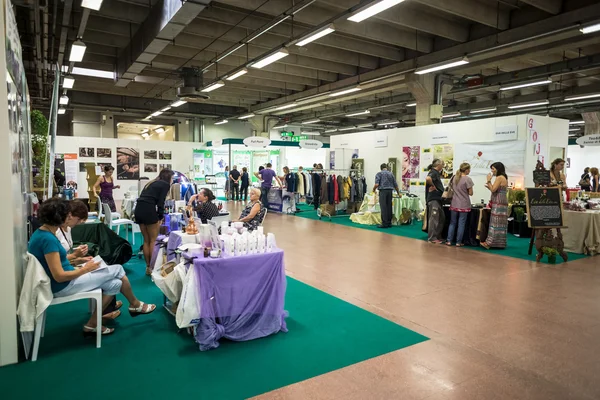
[299,139,323,150]
[212,139,223,147]
[431,134,449,144]
[495,124,518,141]
[243,137,271,148]
[576,134,600,146]
[374,132,388,147]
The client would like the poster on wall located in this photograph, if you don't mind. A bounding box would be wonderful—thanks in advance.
[97,148,112,158]
[193,149,213,180]
[55,154,78,186]
[420,148,433,178]
[329,151,335,169]
[351,158,364,177]
[353,149,359,159]
[144,164,157,173]
[252,150,269,176]
[79,147,94,157]
[54,155,66,186]
[433,144,454,179]
[159,151,172,160]
[387,158,398,180]
[233,150,252,170]
[116,147,140,180]
[214,150,229,173]
[454,141,526,177]
[97,162,112,173]
[144,150,157,160]
[159,163,172,171]
[402,146,420,190]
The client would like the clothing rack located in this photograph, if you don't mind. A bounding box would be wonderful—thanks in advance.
[315,169,362,220]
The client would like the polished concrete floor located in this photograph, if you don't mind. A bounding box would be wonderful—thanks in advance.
[222,202,600,400]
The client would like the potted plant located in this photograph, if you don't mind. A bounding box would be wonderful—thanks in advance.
[514,207,525,223]
[542,247,559,264]
[514,190,526,205]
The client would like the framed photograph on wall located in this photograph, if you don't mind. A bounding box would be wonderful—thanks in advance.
[97,148,112,158]
[159,151,172,160]
[144,164,157,173]
[159,163,172,171]
[144,150,157,160]
[116,147,140,180]
[79,147,94,157]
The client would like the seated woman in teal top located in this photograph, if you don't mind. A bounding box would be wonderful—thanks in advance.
[28,199,157,337]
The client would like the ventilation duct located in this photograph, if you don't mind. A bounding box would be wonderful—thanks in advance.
[177,68,210,102]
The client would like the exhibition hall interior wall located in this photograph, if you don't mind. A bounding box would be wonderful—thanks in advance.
[566,145,600,187]
[329,114,569,204]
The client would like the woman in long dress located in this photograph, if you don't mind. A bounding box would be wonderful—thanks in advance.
[481,162,509,249]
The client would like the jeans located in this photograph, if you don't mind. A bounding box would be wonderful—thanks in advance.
[447,210,468,244]
[260,186,270,207]
[378,189,393,227]
[231,182,239,200]
[240,184,248,201]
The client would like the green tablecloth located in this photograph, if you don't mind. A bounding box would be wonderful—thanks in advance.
[350,194,424,226]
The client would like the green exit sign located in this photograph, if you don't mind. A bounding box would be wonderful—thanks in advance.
[281,131,294,137]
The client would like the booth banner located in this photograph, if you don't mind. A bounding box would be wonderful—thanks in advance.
[420,147,433,178]
[267,188,283,212]
[214,150,229,173]
[401,146,420,190]
[232,150,252,170]
[433,144,454,179]
[329,151,335,169]
[495,124,518,141]
[454,141,526,177]
[193,149,213,179]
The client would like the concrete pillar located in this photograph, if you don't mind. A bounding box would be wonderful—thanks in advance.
[406,73,436,126]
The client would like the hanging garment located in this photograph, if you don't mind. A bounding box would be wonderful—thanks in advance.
[302,173,308,196]
[312,173,321,208]
[328,176,335,204]
[285,173,296,192]
[344,177,352,200]
[333,175,340,203]
[320,174,328,204]
[297,172,305,196]
[337,175,345,201]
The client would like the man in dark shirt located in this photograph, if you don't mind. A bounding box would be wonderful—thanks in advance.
[229,165,241,201]
[425,159,446,243]
[373,163,400,228]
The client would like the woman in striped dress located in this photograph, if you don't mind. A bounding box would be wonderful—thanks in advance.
[481,162,509,249]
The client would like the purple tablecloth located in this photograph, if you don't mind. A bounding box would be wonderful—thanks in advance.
[150,235,167,268]
[193,250,288,351]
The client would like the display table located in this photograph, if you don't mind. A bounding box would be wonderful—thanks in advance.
[562,210,600,255]
[193,250,288,351]
[350,194,423,225]
[167,231,201,261]
[441,206,490,246]
[265,188,296,214]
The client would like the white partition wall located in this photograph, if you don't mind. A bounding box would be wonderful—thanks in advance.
[330,114,569,204]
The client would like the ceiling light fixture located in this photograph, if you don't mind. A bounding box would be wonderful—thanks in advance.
[272,124,288,129]
[171,100,187,107]
[250,49,289,69]
[81,0,103,11]
[239,113,256,119]
[324,128,338,133]
[406,102,416,107]
[150,111,163,117]
[338,126,356,131]
[500,79,552,91]
[63,75,75,89]
[470,107,497,113]
[346,110,370,117]
[507,100,550,109]
[71,67,113,79]
[296,24,335,46]
[302,119,320,124]
[201,80,225,92]
[569,128,581,132]
[59,95,69,105]
[155,127,166,134]
[580,22,600,34]
[58,108,66,115]
[215,119,228,125]
[348,0,406,23]
[302,131,321,136]
[442,112,461,118]
[377,120,399,126]
[160,106,171,112]
[415,56,469,75]
[569,120,585,125]
[275,103,298,111]
[69,40,87,62]
[329,86,362,97]
[564,93,600,101]
[226,68,249,81]
[141,132,150,138]
[358,123,374,128]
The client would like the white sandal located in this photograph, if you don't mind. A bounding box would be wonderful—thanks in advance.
[83,325,114,337]
[128,301,157,317]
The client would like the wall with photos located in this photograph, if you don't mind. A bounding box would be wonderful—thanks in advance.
[329,114,569,204]
[566,145,600,188]
[55,136,205,201]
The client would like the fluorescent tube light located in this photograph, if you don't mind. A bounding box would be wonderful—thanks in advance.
[226,68,248,81]
[275,103,298,110]
[248,16,290,42]
[215,119,228,125]
[324,129,337,133]
[239,113,256,119]
[160,106,171,112]
[346,110,370,117]
[302,131,321,136]
[569,120,585,125]
[442,112,461,118]
[377,120,399,126]
[564,93,600,101]
[69,40,87,62]
[302,119,320,124]
[507,100,549,109]
[470,107,496,113]
[81,0,103,11]
[406,102,416,107]
[296,24,335,46]
[348,0,406,23]
[155,127,166,134]
[201,80,225,92]
[580,23,600,34]
[358,123,374,128]
[338,126,356,131]
[250,49,289,69]
[500,79,552,91]
[63,76,75,89]
[141,129,149,133]
[151,111,163,117]
[171,100,187,107]
[58,108,66,114]
[59,95,69,105]
[569,128,581,132]
[415,57,469,75]
[329,86,361,97]
[217,44,245,62]
[141,132,150,138]
[72,67,113,79]
[273,124,288,129]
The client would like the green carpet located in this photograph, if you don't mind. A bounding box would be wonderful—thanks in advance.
[0,256,427,400]
[294,204,586,265]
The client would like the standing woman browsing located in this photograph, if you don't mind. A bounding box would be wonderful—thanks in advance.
[93,165,120,212]
[481,162,509,250]
[135,168,174,275]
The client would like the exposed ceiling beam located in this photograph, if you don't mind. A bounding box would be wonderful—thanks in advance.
[414,0,509,29]
[520,0,562,15]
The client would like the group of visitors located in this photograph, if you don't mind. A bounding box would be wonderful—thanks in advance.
[224,165,251,201]
[580,167,599,192]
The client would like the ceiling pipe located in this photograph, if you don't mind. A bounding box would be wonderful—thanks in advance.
[57,0,73,67]
[49,0,57,62]
[32,0,43,95]
[42,0,49,96]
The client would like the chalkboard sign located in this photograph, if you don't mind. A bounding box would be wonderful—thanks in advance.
[532,170,551,186]
[525,187,565,228]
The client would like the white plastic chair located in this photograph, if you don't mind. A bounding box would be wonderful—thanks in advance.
[103,203,135,245]
[97,198,121,220]
[30,289,102,362]
[211,213,230,225]
[260,208,268,225]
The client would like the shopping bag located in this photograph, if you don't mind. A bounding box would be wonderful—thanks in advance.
[176,267,201,329]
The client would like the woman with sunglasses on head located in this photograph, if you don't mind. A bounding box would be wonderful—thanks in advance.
[481,162,509,250]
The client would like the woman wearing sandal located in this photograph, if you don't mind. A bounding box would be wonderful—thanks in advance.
[56,200,122,321]
[29,199,156,336]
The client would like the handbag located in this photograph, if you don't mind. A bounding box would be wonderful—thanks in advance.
[442,178,454,199]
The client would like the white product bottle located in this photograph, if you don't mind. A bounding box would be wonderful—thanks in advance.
[248,232,256,254]
[240,232,249,255]
[266,233,276,253]
[231,232,241,256]
[257,233,266,254]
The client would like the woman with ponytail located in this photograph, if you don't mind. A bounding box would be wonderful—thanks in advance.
[446,163,474,247]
